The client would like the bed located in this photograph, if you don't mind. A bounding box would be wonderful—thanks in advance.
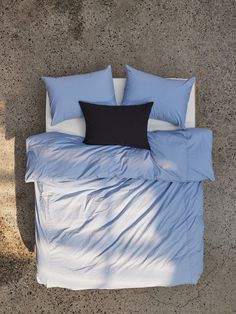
[25,78,214,290]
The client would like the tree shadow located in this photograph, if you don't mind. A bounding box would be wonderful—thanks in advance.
[4,86,46,252]
[0,254,32,286]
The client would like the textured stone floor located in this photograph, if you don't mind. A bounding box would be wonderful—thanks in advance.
[0,1,235,313]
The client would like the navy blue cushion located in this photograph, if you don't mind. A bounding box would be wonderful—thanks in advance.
[80,101,153,150]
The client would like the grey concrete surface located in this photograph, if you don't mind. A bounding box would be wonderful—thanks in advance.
[0,0,235,313]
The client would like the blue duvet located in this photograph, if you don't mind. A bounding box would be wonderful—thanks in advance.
[26,129,214,289]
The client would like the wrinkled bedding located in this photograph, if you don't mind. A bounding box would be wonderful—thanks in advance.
[26,129,214,289]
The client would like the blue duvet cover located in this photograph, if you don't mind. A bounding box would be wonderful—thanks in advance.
[26,129,214,289]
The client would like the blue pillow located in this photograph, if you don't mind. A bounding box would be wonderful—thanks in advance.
[42,65,116,126]
[122,65,195,128]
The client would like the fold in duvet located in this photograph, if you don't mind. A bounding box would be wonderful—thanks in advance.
[26,129,214,289]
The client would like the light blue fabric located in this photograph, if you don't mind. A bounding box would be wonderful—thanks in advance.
[25,129,214,288]
[34,180,204,288]
[122,65,195,128]
[25,129,214,183]
[42,65,116,126]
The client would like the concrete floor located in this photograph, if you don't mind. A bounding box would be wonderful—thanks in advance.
[0,0,235,313]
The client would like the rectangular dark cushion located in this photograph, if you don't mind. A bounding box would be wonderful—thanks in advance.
[80,101,153,149]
